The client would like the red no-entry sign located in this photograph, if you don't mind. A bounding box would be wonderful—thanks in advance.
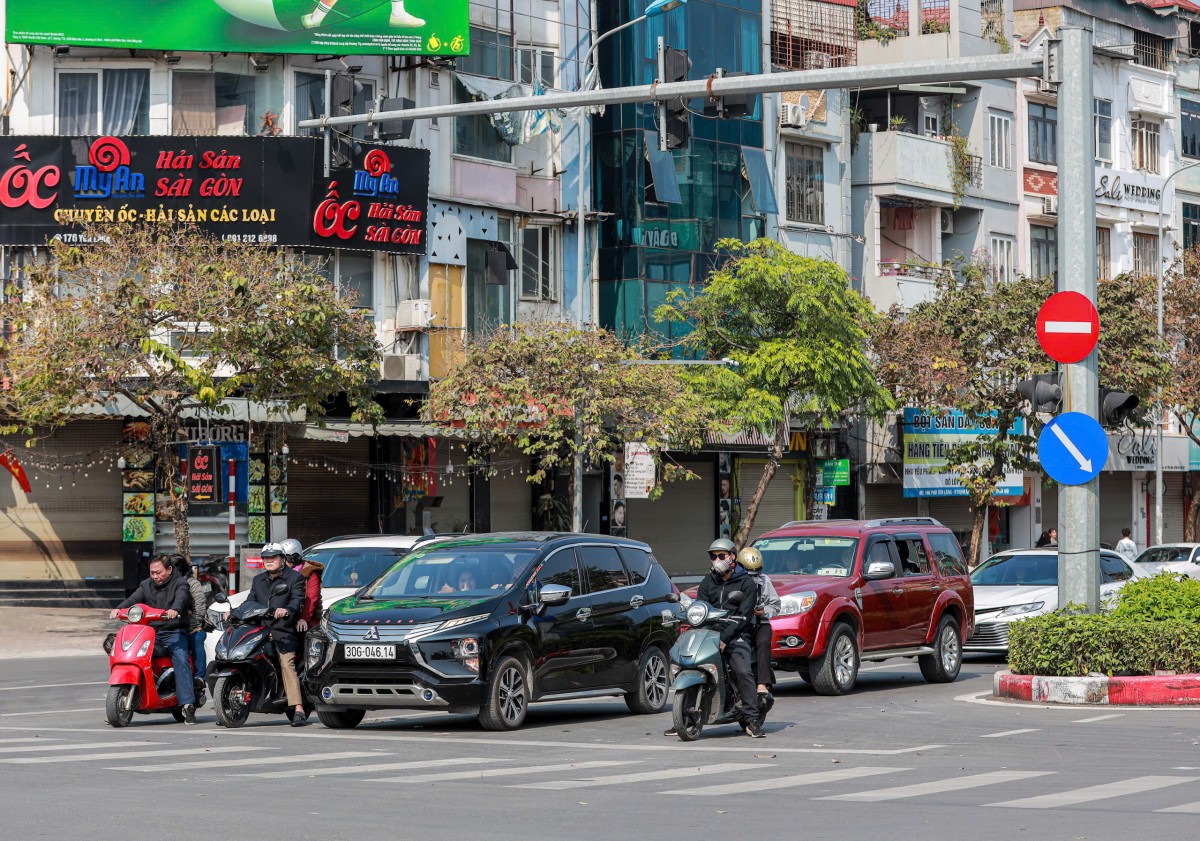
[1036,291,1100,364]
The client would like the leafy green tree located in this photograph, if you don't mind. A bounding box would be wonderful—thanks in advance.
[0,223,381,555]
[1164,246,1200,539]
[425,321,722,523]
[873,261,1166,564]
[656,238,892,547]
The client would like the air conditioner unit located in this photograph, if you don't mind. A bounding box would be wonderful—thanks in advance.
[396,299,432,331]
[780,102,807,129]
[811,438,834,459]
[1042,196,1059,216]
[380,353,421,381]
[940,209,954,234]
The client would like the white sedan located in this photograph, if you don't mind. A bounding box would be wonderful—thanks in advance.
[1130,543,1200,579]
[965,548,1146,654]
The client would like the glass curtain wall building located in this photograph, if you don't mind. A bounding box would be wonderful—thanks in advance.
[594,0,764,344]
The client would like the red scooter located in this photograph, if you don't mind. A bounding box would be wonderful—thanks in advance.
[103,603,205,727]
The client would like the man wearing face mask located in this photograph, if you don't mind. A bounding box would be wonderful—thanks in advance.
[696,538,763,738]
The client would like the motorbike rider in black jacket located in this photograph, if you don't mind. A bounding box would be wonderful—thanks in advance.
[695,538,764,738]
[248,543,308,726]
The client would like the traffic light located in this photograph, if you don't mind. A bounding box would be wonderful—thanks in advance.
[658,46,690,151]
[1016,372,1062,414]
[702,68,756,120]
[1100,387,1139,428]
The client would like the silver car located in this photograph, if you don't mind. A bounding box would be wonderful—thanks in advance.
[1131,543,1200,579]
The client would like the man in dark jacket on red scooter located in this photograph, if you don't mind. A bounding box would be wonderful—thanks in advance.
[110,555,197,724]
[249,544,308,726]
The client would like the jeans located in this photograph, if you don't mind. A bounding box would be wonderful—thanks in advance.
[158,630,196,707]
[187,629,207,682]
[723,636,759,725]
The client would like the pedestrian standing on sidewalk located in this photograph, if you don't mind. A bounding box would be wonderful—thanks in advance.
[1116,528,1137,562]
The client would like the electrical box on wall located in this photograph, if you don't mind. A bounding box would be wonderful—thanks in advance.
[396,299,432,330]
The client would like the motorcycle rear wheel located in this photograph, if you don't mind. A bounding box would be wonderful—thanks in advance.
[672,686,706,742]
[105,684,137,728]
[213,675,252,728]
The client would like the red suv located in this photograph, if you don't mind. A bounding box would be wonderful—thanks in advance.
[753,518,973,695]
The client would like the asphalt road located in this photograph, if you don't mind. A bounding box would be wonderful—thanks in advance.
[2,654,1199,841]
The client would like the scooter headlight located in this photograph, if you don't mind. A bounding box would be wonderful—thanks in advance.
[126,605,144,623]
[685,602,710,626]
[137,640,152,658]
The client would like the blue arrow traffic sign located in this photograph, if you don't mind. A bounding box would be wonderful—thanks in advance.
[1037,412,1109,485]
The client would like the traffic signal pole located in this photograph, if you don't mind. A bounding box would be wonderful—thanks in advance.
[1056,27,1101,613]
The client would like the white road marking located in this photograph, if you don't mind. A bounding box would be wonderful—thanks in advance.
[0,738,63,744]
[1072,713,1123,723]
[0,746,269,764]
[514,762,768,790]
[236,757,504,779]
[668,766,906,796]
[1045,320,1093,334]
[980,729,1041,738]
[0,708,104,717]
[0,741,163,754]
[956,689,1200,712]
[819,770,1054,802]
[367,760,634,784]
[116,750,380,773]
[1158,801,1200,813]
[986,775,1199,809]
[0,682,108,692]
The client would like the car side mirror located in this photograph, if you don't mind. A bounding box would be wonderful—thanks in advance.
[271,580,290,597]
[212,592,228,604]
[865,560,896,580]
[539,584,572,607]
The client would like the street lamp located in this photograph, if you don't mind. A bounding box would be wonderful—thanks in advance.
[572,0,688,325]
[1153,160,1200,546]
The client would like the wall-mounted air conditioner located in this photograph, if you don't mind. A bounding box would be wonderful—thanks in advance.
[396,299,432,331]
[1042,196,1058,216]
[780,102,807,129]
[380,353,422,381]
[940,209,954,234]
[811,438,834,459]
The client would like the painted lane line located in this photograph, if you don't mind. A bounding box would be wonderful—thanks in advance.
[367,760,635,784]
[819,770,1055,802]
[514,762,769,791]
[116,750,382,773]
[1072,713,1123,723]
[979,729,1041,738]
[1158,801,1200,813]
[236,757,506,779]
[986,775,1200,809]
[1,745,270,764]
[668,766,907,797]
[0,738,63,744]
[0,708,104,717]
[1049,422,1092,471]
[0,741,164,754]
[0,682,108,692]
[1045,320,1093,334]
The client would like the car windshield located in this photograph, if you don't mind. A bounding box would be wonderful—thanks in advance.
[971,553,1058,586]
[362,545,538,599]
[302,546,412,589]
[752,536,858,578]
[1133,546,1191,565]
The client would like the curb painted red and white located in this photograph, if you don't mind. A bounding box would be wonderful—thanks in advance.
[994,670,1200,706]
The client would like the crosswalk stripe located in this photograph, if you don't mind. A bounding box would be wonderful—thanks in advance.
[986,775,1200,809]
[1158,801,1200,813]
[236,757,504,779]
[367,760,635,784]
[116,750,381,773]
[1072,714,1123,723]
[667,766,907,796]
[513,762,769,790]
[1,746,269,765]
[0,741,164,755]
[979,729,1041,738]
[0,738,63,745]
[818,770,1055,801]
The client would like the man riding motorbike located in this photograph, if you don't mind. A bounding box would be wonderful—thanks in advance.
[248,543,308,726]
[738,546,780,711]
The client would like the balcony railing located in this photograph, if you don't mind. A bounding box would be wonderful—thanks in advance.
[877,261,953,281]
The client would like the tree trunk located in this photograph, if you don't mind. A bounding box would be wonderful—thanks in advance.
[1187,473,1200,542]
[734,423,787,550]
[151,414,188,558]
[967,503,987,569]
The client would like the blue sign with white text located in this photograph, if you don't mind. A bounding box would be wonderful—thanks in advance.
[1037,412,1109,485]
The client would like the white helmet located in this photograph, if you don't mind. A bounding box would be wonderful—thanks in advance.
[279,538,303,558]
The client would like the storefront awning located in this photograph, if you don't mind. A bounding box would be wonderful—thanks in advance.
[302,422,470,443]
[73,395,306,423]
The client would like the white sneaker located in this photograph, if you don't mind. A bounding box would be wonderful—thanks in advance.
[390,7,425,27]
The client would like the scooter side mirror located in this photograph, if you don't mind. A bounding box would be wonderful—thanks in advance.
[271,580,290,597]
[212,592,228,604]
[726,590,745,605]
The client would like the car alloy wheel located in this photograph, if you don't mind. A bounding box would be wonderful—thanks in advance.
[832,633,856,687]
[497,663,526,725]
[940,623,961,674]
[643,651,668,709]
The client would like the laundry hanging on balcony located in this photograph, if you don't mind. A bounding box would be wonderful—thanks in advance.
[893,207,916,231]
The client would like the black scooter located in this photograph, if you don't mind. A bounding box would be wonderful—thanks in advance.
[207,584,311,728]
[193,555,230,610]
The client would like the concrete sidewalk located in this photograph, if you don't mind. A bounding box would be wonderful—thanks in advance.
[0,607,121,660]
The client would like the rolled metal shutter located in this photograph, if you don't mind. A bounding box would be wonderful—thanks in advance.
[737,460,799,542]
[863,485,919,520]
[925,499,977,534]
[289,438,371,547]
[1098,474,1134,548]
[490,453,532,531]
[1165,473,1186,543]
[626,459,715,577]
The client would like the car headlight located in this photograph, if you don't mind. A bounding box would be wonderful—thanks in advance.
[306,636,325,672]
[451,637,481,672]
[999,601,1046,617]
[685,602,710,626]
[778,592,817,616]
[126,605,144,623]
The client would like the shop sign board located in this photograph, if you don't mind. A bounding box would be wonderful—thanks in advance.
[623,443,655,500]
[5,0,469,56]
[902,408,1024,498]
[817,458,850,487]
[188,445,221,502]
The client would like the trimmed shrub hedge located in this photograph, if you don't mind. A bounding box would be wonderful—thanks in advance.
[1007,574,1200,676]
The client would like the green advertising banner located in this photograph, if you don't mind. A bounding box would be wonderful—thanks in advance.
[5,0,469,56]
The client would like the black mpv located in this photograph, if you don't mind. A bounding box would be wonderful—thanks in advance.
[303,532,680,731]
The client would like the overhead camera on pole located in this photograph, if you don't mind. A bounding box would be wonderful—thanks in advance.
[656,41,691,151]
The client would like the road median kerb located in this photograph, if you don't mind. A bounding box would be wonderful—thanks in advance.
[994,669,1200,705]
